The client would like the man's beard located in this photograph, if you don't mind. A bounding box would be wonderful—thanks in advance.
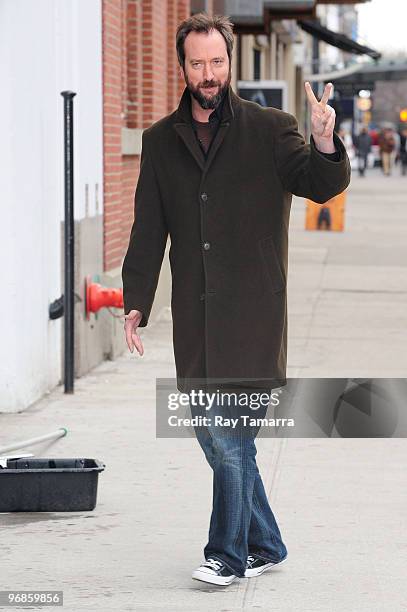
[185,69,231,110]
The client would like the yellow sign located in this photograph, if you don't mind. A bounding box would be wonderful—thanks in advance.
[400,108,407,122]
[305,192,347,232]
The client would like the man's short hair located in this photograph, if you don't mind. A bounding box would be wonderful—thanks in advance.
[176,12,234,69]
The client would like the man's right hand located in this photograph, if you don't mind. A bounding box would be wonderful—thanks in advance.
[124,310,144,356]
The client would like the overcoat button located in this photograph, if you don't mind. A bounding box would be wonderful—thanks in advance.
[203,242,210,250]
[201,192,208,202]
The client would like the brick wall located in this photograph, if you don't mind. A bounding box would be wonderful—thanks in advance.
[102,0,192,272]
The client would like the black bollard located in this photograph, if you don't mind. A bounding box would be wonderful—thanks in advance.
[61,91,76,393]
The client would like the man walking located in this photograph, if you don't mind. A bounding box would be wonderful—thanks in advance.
[399,126,407,176]
[122,13,350,586]
[378,127,396,176]
[354,126,372,177]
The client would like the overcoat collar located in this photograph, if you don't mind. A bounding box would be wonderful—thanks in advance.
[174,84,239,172]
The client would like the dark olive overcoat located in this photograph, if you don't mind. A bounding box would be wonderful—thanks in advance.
[122,85,351,393]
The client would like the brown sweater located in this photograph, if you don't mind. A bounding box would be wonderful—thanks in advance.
[191,92,225,157]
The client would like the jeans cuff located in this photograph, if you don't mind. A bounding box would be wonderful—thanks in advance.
[205,554,245,578]
[249,549,287,564]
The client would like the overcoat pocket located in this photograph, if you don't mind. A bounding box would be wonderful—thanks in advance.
[258,236,286,294]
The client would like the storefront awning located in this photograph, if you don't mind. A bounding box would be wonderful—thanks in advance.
[212,0,317,33]
[298,19,381,60]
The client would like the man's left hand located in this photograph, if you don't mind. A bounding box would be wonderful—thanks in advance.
[305,81,336,154]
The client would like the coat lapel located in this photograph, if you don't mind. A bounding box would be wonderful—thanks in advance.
[204,122,230,174]
[173,84,237,174]
[173,123,205,171]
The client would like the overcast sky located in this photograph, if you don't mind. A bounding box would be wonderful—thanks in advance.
[357,0,407,53]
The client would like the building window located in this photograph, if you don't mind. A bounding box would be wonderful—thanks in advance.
[253,48,261,80]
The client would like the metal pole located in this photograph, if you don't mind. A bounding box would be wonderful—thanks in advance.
[312,24,320,96]
[61,91,76,393]
[307,20,320,141]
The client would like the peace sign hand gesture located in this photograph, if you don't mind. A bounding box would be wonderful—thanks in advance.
[305,81,336,154]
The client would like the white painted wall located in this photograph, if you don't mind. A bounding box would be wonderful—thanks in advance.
[0,0,103,412]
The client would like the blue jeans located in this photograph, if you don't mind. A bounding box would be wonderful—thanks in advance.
[190,389,288,577]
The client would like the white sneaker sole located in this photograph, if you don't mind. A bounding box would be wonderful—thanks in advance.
[192,568,237,586]
[244,556,287,578]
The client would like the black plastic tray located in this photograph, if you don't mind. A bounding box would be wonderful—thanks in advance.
[0,457,105,512]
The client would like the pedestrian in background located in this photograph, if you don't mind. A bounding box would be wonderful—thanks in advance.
[399,126,407,176]
[393,128,401,169]
[378,127,396,176]
[354,126,372,177]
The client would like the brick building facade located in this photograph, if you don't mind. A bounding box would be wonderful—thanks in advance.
[102,0,192,274]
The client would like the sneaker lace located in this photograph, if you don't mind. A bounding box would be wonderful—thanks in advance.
[203,558,223,571]
[247,555,255,566]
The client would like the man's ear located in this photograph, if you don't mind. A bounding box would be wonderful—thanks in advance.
[179,65,185,81]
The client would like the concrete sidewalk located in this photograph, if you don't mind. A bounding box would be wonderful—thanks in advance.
[1,168,406,611]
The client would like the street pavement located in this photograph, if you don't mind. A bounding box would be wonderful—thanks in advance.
[1,167,406,611]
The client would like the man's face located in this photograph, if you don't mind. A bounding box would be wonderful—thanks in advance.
[180,29,231,110]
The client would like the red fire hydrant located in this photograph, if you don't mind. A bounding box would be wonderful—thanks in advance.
[85,275,123,320]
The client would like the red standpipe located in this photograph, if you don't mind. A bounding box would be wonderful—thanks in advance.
[85,275,123,320]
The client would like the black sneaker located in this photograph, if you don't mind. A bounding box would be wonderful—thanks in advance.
[244,553,287,578]
[192,557,237,585]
